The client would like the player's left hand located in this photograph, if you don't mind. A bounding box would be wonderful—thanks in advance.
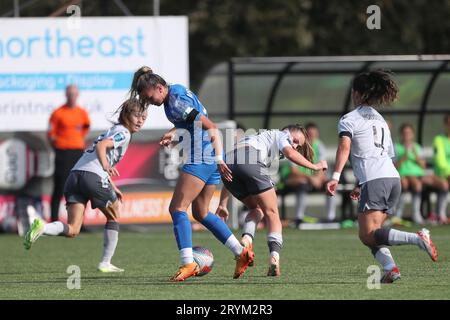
[115,188,123,202]
[217,161,233,182]
[350,186,361,201]
[105,166,120,177]
[326,179,338,196]
[215,205,229,222]
[160,131,175,147]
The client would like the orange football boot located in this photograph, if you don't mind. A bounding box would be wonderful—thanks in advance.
[233,246,255,279]
[240,238,254,267]
[169,262,200,282]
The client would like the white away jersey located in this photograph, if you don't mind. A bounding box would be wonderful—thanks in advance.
[72,124,131,180]
[238,129,293,166]
[338,106,399,184]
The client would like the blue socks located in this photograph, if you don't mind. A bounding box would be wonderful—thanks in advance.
[200,212,232,244]
[171,211,233,247]
[171,211,192,250]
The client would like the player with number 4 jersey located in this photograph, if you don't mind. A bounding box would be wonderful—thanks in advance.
[338,105,398,184]
[326,70,438,283]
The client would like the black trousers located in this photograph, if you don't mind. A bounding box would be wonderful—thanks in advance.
[51,148,84,222]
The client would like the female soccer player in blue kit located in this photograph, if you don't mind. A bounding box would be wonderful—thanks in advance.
[130,66,254,281]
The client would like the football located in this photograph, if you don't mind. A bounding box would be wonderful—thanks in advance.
[193,246,214,276]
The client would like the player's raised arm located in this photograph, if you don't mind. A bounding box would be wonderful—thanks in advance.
[282,146,327,171]
[279,125,327,171]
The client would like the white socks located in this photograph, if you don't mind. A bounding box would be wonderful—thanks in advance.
[295,191,306,220]
[395,193,423,223]
[437,192,448,220]
[43,221,66,236]
[326,195,337,221]
[180,248,194,265]
[412,193,424,224]
[242,220,257,240]
[101,222,119,264]
[267,232,283,258]
[242,234,253,246]
[225,235,244,256]
[395,193,406,218]
[374,247,396,271]
[388,229,420,246]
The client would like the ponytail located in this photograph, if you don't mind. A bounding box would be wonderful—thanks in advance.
[130,66,153,100]
[129,66,167,107]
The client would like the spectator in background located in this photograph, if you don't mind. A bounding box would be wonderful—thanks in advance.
[48,84,90,222]
[432,114,450,223]
[394,123,444,224]
[280,123,337,225]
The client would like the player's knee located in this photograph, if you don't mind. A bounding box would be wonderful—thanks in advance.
[110,203,120,220]
[192,210,208,221]
[169,204,187,215]
[359,235,374,247]
[247,208,264,222]
[310,179,322,190]
[264,207,279,219]
[358,231,375,247]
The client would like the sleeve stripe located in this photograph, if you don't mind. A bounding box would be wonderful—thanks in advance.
[339,131,352,138]
[186,109,200,122]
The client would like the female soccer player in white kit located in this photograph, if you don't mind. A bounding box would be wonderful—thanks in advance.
[218,124,327,276]
[24,98,147,273]
[326,70,438,283]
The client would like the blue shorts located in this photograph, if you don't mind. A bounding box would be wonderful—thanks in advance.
[181,163,221,185]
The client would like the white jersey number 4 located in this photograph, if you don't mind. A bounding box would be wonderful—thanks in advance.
[372,125,385,154]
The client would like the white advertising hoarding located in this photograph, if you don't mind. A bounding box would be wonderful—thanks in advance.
[0,17,188,131]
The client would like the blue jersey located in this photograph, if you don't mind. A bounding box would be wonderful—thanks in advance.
[164,84,214,164]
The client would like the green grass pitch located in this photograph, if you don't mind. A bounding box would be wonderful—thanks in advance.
[1,225,449,300]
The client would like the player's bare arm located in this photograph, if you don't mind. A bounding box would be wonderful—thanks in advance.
[326,136,351,196]
[96,138,120,177]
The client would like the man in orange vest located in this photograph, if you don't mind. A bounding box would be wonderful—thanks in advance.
[48,84,90,221]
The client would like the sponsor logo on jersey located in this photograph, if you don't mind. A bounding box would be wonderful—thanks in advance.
[113,132,126,142]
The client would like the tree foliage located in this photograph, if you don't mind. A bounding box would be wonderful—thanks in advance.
[1,0,449,89]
